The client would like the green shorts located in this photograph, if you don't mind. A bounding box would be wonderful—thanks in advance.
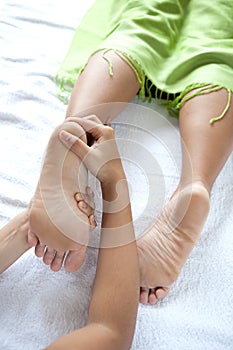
[56,0,233,123]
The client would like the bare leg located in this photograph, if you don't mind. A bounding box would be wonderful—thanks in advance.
[66,50,140,119]
[138,88,233,304]
[30,50,140,271]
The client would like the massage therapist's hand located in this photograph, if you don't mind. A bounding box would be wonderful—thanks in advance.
[59,115,125,185]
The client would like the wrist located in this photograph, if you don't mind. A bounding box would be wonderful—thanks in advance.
[0,210,30,273]
[101,176,130,211]
[10,210,29,243]
[101,173,126,200]
[18,210,30,238]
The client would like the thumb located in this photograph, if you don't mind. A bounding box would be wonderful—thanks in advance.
[59,130,90,161]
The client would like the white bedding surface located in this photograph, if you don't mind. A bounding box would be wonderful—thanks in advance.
[0,1,233,349]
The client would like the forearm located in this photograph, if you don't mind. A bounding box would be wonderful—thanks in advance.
[50,118,139,349]
[46,323,119,350]
[88,178,139,349]
[46,177,139,350]
[0,210,30,273]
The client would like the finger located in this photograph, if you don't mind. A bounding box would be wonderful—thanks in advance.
[68,115,103,146]
[68,114,102,125]
[75,192,84,202]
[78,200,93,217]
[75,191,96,229]
[66,117,107,140]
[75,190,94,210]
[82,115,103,124]
[59,130,90,162]
[89,214,97,229]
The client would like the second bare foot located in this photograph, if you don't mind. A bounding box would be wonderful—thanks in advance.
[138,182,210,304]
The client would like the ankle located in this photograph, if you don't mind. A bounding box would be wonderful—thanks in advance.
[177,179,211,196]
[170,182,210,234]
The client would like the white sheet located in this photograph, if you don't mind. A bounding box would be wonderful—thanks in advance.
[0,1,233,349]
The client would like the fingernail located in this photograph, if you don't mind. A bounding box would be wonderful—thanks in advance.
[59,130,77,146]
[75,192,83,201]
[60,130,71,141]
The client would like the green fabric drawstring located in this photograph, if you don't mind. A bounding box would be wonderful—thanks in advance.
[168,83,232,124]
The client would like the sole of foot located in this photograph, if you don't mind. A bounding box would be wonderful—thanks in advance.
[137,182,210,304]
[29,121,91,271]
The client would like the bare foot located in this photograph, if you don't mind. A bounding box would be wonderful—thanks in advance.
[28,121,92,272]
[29,189,96,272]
[138,182,210,304]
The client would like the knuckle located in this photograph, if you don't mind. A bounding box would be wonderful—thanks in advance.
[104,125,114,137]
[62,121,85,137]
[56,121,86,142]
[85,114,102,124]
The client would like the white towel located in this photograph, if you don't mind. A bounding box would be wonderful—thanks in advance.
[0,1,233,349]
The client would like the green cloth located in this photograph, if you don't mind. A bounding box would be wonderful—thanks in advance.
[56,0,233,120]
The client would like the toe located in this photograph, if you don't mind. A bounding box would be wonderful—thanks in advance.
[28,231,38,247]
[140,287,150,304]
[64,246,86,272]
[77,200,93,217]
[155,287,169,300]
[50,251,65,272]
[35,241,46,257]
[148,289,158,305]
[75,192,84,202]
[43,246,56,265]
